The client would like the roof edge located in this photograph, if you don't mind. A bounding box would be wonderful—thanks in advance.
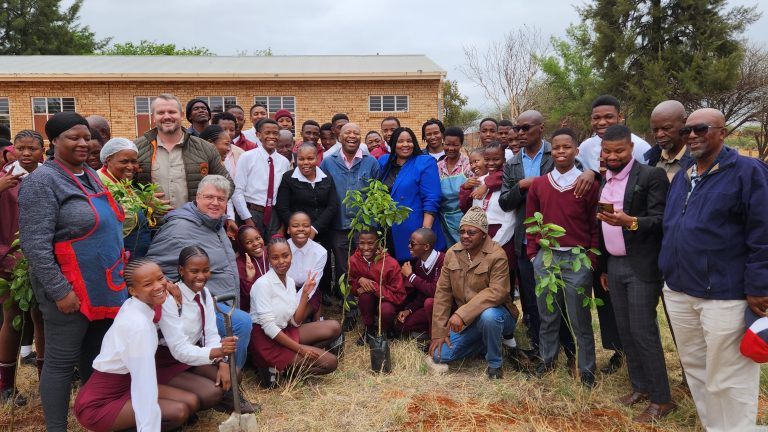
[0,72,446,82]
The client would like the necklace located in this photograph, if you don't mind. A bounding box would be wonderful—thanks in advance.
[466,250,472,264]
[253,254,268,276]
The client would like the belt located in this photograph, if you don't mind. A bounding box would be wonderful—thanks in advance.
[247,203,265,212]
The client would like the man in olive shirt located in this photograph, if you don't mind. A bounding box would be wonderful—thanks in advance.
[644,100,693,181]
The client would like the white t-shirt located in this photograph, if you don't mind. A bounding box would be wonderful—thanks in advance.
[577,133,651,172]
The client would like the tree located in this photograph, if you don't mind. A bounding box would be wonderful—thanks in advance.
[581,0,759,132]
[0,0,109,54]
[442,80,469,126]
[461,26,549,120]
[99,40,214,56]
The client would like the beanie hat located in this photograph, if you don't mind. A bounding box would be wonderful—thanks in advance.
[44,111,89,142]
[185,98,211,122]
[741,308,768,363]
[459,206,488,234]
[274,109,293,124]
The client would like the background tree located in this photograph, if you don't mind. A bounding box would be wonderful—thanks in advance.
[0,0,108,54]
[99,40,214,56]
[442,80,468,126]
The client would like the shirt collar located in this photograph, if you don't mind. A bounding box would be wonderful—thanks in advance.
[552,165,582,187]
[177,281,200,302]
[606,158,635,182]
[660,146,686,163]
[291,166,327,183]
[422,249,439,268]
[521,142,544,161]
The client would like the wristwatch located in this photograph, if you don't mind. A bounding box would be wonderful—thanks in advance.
[627,217,639,231]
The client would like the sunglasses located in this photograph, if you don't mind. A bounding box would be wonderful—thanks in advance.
[679,124,724,137]
[512,123,541,133]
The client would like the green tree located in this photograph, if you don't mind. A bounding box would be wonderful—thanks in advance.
[0,0,109,54]
[99,40,214,56]
[581,0,759,132]
[442,79,468,126]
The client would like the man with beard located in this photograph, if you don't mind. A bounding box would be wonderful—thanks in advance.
[185,98,211,137]
[645,100,692,182]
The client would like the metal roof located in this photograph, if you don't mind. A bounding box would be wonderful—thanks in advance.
[0,55,446,81]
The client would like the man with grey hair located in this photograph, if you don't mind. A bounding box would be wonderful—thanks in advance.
[86,115,111,142]
[276,129,295,165]
[644,100,693,182]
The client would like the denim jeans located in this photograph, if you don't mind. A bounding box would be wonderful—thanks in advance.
[215,303,252,370]
[433,305,515,369]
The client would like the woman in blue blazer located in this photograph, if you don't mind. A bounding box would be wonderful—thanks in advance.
[379,127,446,262]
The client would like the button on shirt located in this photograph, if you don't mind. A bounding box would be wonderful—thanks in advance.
[578,133,651,172]
[152,139,188,210]
[287,238,327,299]
[600,159,634,256]
[656,146,686,182]
[232,146,291,220]
[158,282,221,366]
[250,269,302,339]
[522,144,545,178]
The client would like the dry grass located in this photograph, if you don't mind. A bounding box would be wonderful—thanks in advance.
[2,303,767,432]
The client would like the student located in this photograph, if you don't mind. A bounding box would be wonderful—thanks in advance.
[526,128,600,388]
[366,130,388,159]
[157,247,249,413]
[468,148,486,178]
[274,109,294,132]
[422,118,446,161]
[478,118,498,146]
[319,123,336,152]
[396,228,444,337]
[498,119,518,161]
[235,225,269,313]
[286,212,327,322]
[249,237,341,383]
[74,258,197,432]
[349,230,407,344]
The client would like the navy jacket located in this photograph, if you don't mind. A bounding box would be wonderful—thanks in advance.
[659,147,768,299]
[320,151,380,230]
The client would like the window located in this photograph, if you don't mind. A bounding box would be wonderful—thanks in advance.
[253,96,295,117]
[369,95,409,112]
[0,98,9,130]
[194,96,237,114]
[32,97,76,137]
[135,96,157,136]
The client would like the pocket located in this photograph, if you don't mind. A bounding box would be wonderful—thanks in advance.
[105,249,127,292]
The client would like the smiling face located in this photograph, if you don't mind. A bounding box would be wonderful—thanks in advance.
[601,138,633,173]
[86,139,103,170]
[213,133,232,160]
[479,121,497,146]
[590,105,623,138]
[268,242,292,276]
[276,133,294,160]
[128,262,168,308]
[365,132,384,151]
[296,147,317,178]
[241,228,265,258]
[13,137,44,172]
[469,151,486,176]
[258,123,280,153]
[381,119,399,143]
[302,125,320,144]
[195,184,227,219]
[443,136,462,160]
[277,116,294,131]
[483,147,504,173]
[394,130,414,161]
[105,149,139,181]
[358,233,378,260]
[53,124,91,169]
[424,124,443,152]
[287,213,312,248]
[551,134,579,172]
[407,231,431,260]
[178,254,211,293]
[227,107,245,133]
[340,123,361,156]
[682,110,726,161]
[250,106,268,128]
[153,99,182,135]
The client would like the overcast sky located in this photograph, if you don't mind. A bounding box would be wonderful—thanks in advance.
[72,0,766,113]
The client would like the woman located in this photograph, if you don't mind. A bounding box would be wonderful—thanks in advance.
[0,130,45,405]
[97,138,153,258]
[365,130,388,159]
[235,225,269,313]
[378,127,445,262]
[437,127,473,246]
[201,124,243,180]
[274,109,294,131]
[19,112,129,431]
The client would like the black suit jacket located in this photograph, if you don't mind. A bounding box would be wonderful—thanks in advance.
[599,162,669,282]
[275,170,339,234]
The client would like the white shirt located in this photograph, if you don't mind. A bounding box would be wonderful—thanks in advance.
[408,249,440,284]
[551,166,582,188]
[291,166,327,188]
[323,141,370,156]
[577,133,650,172]
[157,282,222,366]
[287,238,326,298]
[242,127,263,147]
[3,160,40,177]
[473,173,516,246]
[92,297,161,432]
[429,150,445,161]
[232,146,291,220]
[251,269,302,338]
[505,148,516,163]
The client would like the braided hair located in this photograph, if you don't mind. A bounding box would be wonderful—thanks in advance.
[178,246,209,268]
[13,130,45,148]
[123,257,156,289]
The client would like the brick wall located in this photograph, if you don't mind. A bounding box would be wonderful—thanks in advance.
[0,79,442,140]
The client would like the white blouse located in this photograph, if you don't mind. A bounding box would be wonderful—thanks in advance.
[250,269,302,339]
[287,238,326,299]
[157,282,222,366]
[92,297,161,431]
[473,174,516,246]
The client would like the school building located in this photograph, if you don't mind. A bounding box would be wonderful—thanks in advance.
[0,55,446,140]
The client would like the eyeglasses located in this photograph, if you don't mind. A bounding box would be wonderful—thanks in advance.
[678,124,724,137]
[512,123,541,133]
[459,229,481,236]
[408,240,427,247]
[199,194,226,203]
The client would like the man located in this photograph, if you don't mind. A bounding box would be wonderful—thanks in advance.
[498,119,518,161]
[134,93,233,211]
[232,119,291,238]
[645,100,693,182]
[324,114,369,156]
[422,118,445,161]
[478,118,498,147]
[185,98,211,137]
[86,115,111,142]
[319,123,335,152]
[212,112,239,142]
[659,108,768,432]
[597,125,674,422]
[276,129,294,165]
[227,105,257,151]
[242,103,268,145]
[292,120,324,163]
[380,116,400,144]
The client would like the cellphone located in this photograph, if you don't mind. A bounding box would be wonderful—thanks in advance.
[598,202,615,213]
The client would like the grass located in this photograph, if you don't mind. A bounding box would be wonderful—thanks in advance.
[1,302,767,431]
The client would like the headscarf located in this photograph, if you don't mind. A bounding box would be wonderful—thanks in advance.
[44,111,89,142]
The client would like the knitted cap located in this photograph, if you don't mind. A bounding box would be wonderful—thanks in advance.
[741,308,768,363]
[185,98,211,122]
[460,206,488,234]
[274,109,293,123]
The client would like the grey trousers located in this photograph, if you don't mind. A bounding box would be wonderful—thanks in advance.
[247,206,281,239]
[608,256,671,403]
[534,249,596,374]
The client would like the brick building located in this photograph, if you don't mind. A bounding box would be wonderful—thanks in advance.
[0,55,445,140]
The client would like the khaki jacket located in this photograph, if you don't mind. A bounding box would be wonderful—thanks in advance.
[431,236,518,339]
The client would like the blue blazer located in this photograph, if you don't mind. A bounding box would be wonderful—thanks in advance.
[379,154,446,261]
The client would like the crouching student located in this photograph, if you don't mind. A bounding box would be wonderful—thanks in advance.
[249,237,341,386]
[156,246,255,414]
[429,207,518,379]
[75,258,197,431]
[396,228,444,338]
[349,229,407,344]
[286,212,327,322]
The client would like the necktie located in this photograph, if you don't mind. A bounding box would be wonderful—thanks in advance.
[263,156,275,228]
[193,293,206,347]
[153,304,162,323]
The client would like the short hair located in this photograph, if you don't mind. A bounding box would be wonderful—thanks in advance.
[550,128,578,144]
[227,105,244,113]
[178,245,209,268]
[257,118,279,132]
[249,103,267,115]
[358,229,379,239]
[365,130,383,141]
[331,113,349,124]
[469,147,485,157]
[151,94,183,114]
[296,142,319,155]
[212,111,237,125]
[320,122,333,133]
[479,117,498,128]
[591,94,621,113]
[123,257,156,288]
[413,227,436,247]
[289,211,312,225]
[602,124,632,142]
[0,125,11,140]
[197,174,231,197]
[498,119,514,128]
[301,119,320,131]
[421,118,445,140]
[88,127,105,145]
[200,125,226,143]
[381,116,401,127]
[14,130,45,148]
[444,126,464,144]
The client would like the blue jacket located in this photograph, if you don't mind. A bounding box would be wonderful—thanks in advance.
[320,151,380,230]
[659,147,768,299]
[379,154,446,261]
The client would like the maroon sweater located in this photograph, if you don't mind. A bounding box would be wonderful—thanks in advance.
[525,172,600,261]
[403,251,445,312]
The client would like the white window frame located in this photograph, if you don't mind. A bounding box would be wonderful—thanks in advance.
[194,96,238,114]
[32,97,77,116]
[0,97,9,130]
[369,95,409,112]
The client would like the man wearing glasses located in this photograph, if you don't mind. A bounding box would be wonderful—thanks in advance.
[659,108,768,431]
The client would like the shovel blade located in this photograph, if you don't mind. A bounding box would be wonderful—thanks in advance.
[219,413,258,432]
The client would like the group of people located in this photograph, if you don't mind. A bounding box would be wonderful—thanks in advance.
[0,91,765,432]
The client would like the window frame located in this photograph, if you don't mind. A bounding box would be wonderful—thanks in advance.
[369,95,409,113]
[0,97,10,131]
[194,96,238,114]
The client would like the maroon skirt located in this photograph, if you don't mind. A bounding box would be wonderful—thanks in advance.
[488,223,517,273]
[74,370,131,432]
[295,283,322,313]
[249,323,300,371]
[155,345,192,385]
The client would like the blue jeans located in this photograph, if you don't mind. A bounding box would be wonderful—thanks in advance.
[433,306,515,369]
[215,303,252,370]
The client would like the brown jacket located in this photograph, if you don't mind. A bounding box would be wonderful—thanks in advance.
[431,236,518,339]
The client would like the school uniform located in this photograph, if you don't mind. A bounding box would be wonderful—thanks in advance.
[249,269,302,370]
[287,238,327,313]
[348,249,407,333]
[395,250,444,335]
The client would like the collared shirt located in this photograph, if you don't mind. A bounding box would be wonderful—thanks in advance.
[324,141,370,157]
[92,297,161,431]
[152,137,188,210]
[242,127,263,147]
[342,147,364,169]
[505,148,516,163]
[250,269,301,339]
[3,160,40,177]
[158,282,221,366]
[600,159,635,256]
[233,133,258,152]
[232,146,291,220]
[287,238,327,296]
[291,166,327,188]
[437,153,473,179]
[522,143,545,178]
[578,133,651,172]
[656,146,686,182]
[551,166,582,188]
[187,125,201,137]
[408,249,439,284]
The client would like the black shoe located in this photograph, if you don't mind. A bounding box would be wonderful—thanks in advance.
[21,352,36,366]
[581,371,596,389]
[0,387,27,407]
[356,328,374,346]
[342,315,358,332]
[256,367,277,389]
[486,366,503,380]
[600,352,623,375]
[505,346,532,374]
[534,361,555,378]
[218,388,262,413]
[566,355,577,377]
[327,333,345,357]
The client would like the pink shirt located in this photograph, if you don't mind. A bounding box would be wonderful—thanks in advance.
[342,148,364,169]
[600,159,635,256]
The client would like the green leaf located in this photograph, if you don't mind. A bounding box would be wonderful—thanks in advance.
[534,212,543,223]
[523,216,538,225]
[582,297,590,307]
[546,292,554,313]
[543,250,552,267]
[12,315,22,331]
[539,239,550,248]
[594,298,605,307]
[573,259,582,273]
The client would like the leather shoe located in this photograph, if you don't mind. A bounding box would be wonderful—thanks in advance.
[566,355,577,377]
[534,361,555,378]
[486,366,503,380]
[617,391,648,407]
[580,371,596,389]
[600,351,623,375]
[633,401,676,423]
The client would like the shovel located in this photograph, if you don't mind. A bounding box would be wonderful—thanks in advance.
[213,294,258,432]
